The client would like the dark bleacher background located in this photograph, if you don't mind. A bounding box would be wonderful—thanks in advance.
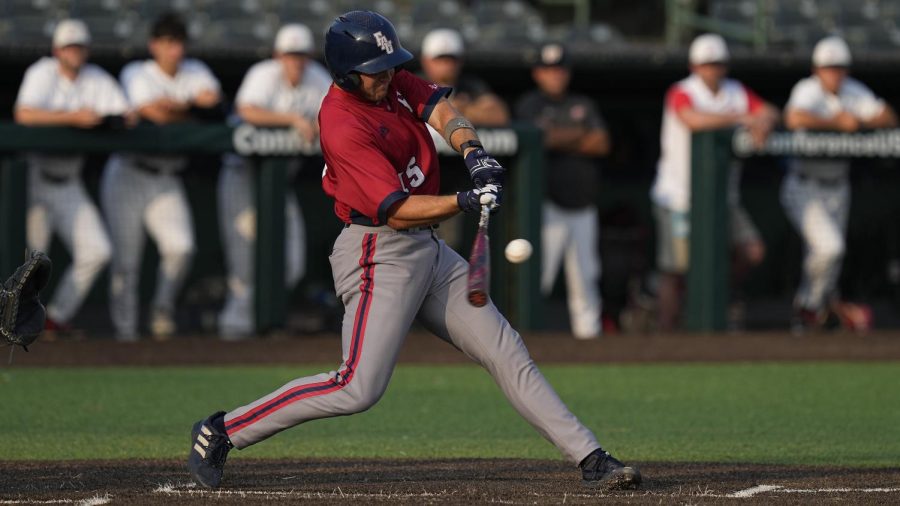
[2,0,900,333]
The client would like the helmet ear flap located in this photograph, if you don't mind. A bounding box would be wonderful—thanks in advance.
[348,73,361,89]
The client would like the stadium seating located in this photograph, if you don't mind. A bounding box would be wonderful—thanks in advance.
[6,0,900,60]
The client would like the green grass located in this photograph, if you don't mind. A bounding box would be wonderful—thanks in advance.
[1,363,898,466]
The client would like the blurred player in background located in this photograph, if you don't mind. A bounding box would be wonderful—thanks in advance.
[15,19,128,335]
[217,24,331,339]
[419,28,510,251]
[782,36,897,333]
[101,13,223,341]
[419,28,509,126]
[650,34,778,332]
[515,43,611,339]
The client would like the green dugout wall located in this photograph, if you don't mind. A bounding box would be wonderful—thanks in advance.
[0,123,543,332]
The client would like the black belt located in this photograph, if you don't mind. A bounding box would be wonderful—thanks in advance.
[345,223,439,233]
[39,171,72,184]
[795,173,844,187]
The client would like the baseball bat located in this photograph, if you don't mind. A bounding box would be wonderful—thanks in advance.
[466,204,491,307]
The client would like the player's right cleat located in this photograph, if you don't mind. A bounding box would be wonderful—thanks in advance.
[580,449,641,490]
[188,411,233,489]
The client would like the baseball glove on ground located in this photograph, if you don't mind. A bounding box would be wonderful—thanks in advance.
[0,251,52,351]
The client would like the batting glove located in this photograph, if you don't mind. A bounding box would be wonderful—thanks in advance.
[458,184,501,214]
[465,148,506,191]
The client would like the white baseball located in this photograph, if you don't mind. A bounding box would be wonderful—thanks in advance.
[504,238,533,264]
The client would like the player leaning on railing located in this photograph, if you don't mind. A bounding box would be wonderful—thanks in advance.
[13,20,128,338]
[650,34,779,332]
[781,36,897,333]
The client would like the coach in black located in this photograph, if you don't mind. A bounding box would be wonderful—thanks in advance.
[515,43,611,339]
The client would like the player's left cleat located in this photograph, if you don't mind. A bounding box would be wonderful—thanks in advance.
[580,449,641,490]
[188,411,233,489]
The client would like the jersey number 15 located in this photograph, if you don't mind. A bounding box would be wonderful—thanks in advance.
[399,156,425,192]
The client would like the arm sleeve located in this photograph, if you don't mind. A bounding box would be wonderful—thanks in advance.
[581,96,607,130]
[786,80,819,112]
[14,64,51,109]
[123,66,162,108]
[186,60,222,98]
[743,85,765,114]
[665,85,692,112]
[846,80,886,122]
[321,119,408,224]
[235,64,274,108]
[392,70,451,122]
[98,73,130,115]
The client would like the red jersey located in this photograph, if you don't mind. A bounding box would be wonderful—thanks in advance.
[319,70,451,225]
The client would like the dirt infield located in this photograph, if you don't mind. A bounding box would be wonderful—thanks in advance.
[9,330,900,367]
[0,459,898,505]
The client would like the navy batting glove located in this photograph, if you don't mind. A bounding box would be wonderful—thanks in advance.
[464,148,506,190]
[457,184,501,214]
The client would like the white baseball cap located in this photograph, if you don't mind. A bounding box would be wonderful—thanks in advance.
[689,33,729,65]
[274,23,313,54]
[53,19,91,48]
[812,36,852,67]
[421,28,464,58]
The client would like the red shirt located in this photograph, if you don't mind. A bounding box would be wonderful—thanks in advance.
[320,70,451,225]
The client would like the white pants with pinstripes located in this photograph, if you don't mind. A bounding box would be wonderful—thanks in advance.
[100,157,195,339]
[780,171,850,311]
[223,225,601,465]
[217,161,305,337]
[541,202,602,339]
[26,168,112,324]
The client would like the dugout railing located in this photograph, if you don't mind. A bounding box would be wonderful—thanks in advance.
[0,123,544,333]
[687,127,900,331]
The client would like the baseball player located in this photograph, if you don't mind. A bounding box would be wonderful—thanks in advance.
[189,11,641,491]
[218,23,331,339]
[782,36,897,332]
[515,43,611,339]
[650,34,778,332]
[419,28,509,127]
[14,20,128,334]
[101,13,223,341]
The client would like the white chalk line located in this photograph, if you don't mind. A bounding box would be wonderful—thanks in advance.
[154,481,900,501]
[153,481,633,501]
[0,494,111,505]
[727,485,900,498]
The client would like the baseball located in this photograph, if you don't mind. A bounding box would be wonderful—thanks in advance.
[505,239,533,264]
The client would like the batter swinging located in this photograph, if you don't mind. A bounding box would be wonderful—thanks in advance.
[188,11,640,491]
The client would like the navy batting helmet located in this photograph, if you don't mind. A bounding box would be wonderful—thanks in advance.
[324,10,413,91]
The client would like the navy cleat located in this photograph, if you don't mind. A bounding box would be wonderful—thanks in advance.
[188,411,233,489]
[580,449,642,490]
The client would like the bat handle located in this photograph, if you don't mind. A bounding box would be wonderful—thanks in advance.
[478,204,491,228]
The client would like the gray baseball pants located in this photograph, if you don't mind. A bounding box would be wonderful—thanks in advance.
[224,224,600,464]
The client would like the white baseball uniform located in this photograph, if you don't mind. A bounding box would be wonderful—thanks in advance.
[217,58,331,338]
[101,58,221,339]
[781,75,886,312]
[651,73,763,273]
[15,57,127,325]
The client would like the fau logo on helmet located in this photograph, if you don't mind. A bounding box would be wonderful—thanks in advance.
[374,31,394,54]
